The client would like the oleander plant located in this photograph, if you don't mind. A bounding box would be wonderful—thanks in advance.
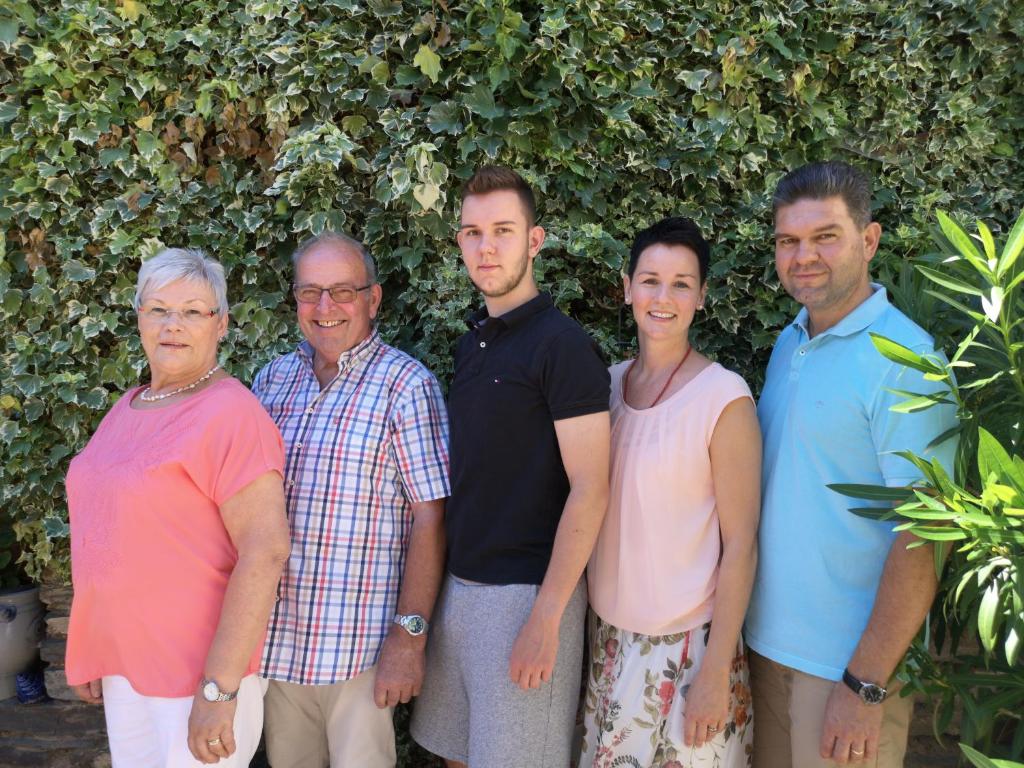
[835,207,1024,760]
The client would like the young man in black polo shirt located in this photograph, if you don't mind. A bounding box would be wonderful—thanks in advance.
[411,166,611,767]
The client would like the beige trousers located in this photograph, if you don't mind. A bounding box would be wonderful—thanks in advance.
[750,651,913,768]
[263,666,396,768]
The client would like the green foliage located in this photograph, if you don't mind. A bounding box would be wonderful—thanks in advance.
[835,209,1024,759]
[961,743,1024,768]
[0,2,1022,590]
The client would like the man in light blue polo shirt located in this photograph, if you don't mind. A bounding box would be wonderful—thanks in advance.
[746,161,957,768]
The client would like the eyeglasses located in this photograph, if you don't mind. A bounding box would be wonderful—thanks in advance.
[139,306,220,324]
[293,283,373,304]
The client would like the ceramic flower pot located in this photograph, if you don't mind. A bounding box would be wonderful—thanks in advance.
[0,584,45,700]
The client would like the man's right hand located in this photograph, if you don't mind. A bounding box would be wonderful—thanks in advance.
[373,625,426,707]
[71,679,103,704]
[508,610,560,690]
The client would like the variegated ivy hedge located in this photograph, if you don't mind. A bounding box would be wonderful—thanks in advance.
[1,0,1022,582]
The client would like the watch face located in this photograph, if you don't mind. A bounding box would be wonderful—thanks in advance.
[860,684,886,705]
[406,616,426,635]
[203,681,219,702]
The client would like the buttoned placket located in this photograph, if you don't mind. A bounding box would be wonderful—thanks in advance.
[284,337,378,491]
[469,320,502,376]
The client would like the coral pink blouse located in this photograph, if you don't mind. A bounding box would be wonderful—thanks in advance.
[65,378,284,697]
[588,361,753,636]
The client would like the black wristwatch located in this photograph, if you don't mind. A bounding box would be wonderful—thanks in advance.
[842,668,887,705]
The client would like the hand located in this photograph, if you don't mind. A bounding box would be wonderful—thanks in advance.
[508,610,560,691]
[682,664,729,748]
[373,626,426,708]
[819,681,884,764]
[71,679,103,705]
[187,692,238,764]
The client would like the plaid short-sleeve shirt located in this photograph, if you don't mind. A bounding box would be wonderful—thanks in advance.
[253,331,450,684]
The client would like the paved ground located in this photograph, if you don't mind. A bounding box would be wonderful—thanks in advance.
[0,695,960,767]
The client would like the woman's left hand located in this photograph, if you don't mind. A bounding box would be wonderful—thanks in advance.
[682,664,730,749]
[187,693,238,764]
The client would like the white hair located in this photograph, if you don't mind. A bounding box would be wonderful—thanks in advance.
[291,232,378,285]
[134,248,228,313]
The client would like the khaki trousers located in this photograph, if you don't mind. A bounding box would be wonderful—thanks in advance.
[263,666,396,768]
[749,651,913,768]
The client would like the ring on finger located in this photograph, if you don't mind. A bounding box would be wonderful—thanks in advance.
[851,748,865,757]
[707,725,719,733]
[207,738,221,746]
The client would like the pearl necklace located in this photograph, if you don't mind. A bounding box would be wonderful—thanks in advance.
[140,364,221,402]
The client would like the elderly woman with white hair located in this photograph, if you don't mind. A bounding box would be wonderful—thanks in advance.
[64,248,290,766]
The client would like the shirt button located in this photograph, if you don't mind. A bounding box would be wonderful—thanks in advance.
[479,341,487,348]
[306,407,314,414]
[288,480,296,487]
[799,349,806,356]
[295,443,302,449]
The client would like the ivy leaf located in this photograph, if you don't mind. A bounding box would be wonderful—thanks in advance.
[0,100,17,124]
[0,18,19,49]
[118,0,145,22]
[413,45,442,83]
[426,101,462,134]
[63,260,96,282]
[413,182,441,211]
[464,84,503,119]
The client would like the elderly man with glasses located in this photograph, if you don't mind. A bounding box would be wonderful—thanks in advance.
[252,232,450,768]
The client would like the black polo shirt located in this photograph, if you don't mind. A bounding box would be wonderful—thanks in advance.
[446,292,611,585]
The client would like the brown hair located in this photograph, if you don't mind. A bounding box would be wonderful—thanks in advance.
[460,165,537,226]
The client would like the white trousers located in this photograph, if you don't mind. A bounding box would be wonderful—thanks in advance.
[102,675,266,768]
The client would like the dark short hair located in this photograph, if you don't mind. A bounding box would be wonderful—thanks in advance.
[772,161,873,228]
[627,216,711,284]
[461,165,537,226]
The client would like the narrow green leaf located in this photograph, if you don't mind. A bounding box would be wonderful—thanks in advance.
[917,265,984,297]
[937,210,987,269]
[997,208,1024,278]
[926,424,963,452]
[977,220,997,262]
[1005,624,1020,667]
[828,483,914,501]
[977,581,1000,652]
[977,428,1024,495]
[869,333,946,374]
[960,742,1024,768]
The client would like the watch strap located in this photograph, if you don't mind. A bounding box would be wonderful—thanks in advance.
[201,678,238,702]
[842,668,887,704]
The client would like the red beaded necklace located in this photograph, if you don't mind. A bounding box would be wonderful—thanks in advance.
[623,345,693,409]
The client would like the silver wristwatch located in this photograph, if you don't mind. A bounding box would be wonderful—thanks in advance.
[201,678,238,703]
[393,613,429,636]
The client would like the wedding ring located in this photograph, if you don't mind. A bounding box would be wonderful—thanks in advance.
[707,725,719,732]
[207,738,221,746]
[851,748,864,757]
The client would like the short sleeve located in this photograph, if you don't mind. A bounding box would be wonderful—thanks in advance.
[870,346,959,487]
[187,387,286,506]
[541,326,612,421]
[705,368,755,442]
[390,375,451,504]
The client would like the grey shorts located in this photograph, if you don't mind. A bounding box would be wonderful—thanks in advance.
[410,575,587,768]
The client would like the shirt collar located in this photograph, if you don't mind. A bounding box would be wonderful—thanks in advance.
[465,292,553,331]
[792,283,889,340]
[296,329,382,372]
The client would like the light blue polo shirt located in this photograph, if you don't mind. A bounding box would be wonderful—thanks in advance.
[745,285,957,681]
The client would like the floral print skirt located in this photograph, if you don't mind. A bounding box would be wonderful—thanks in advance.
[578,611,753,768]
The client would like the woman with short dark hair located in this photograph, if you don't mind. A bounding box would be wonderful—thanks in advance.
[579,218,761,767]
